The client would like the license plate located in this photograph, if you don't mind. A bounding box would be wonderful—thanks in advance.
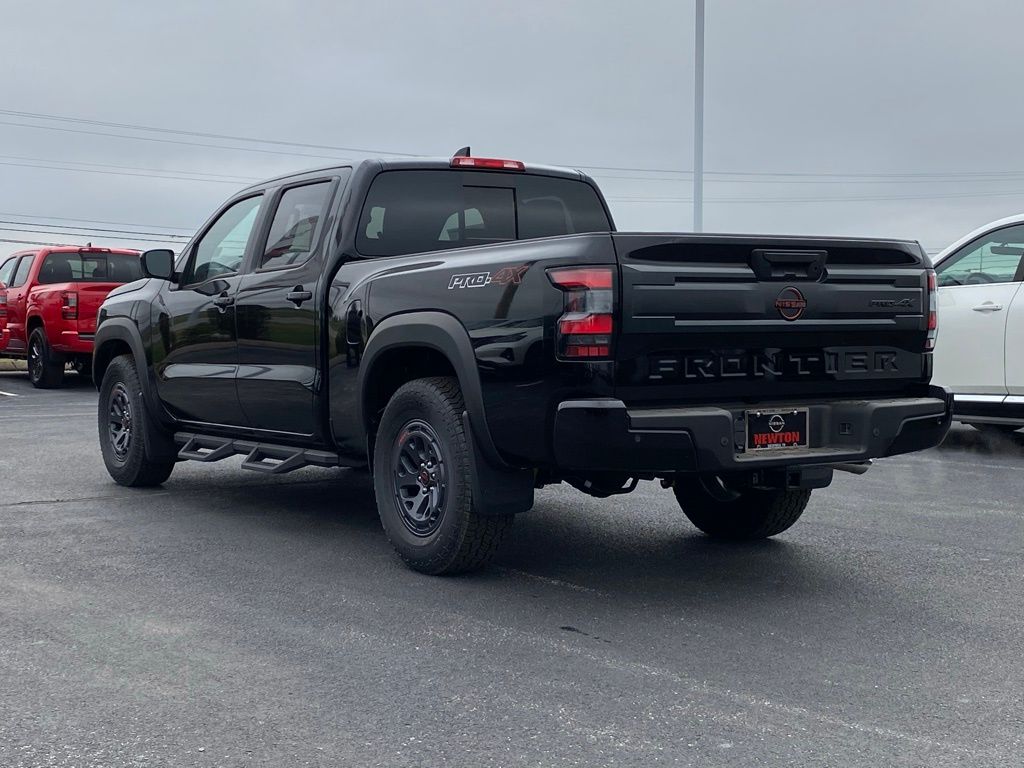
[746,408,809,451]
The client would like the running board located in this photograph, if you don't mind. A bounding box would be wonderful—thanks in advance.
[174,432,340,475]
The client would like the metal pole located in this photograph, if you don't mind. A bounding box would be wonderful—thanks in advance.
[693,0,705,232]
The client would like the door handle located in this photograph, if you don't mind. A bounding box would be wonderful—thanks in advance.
[286,286,312,307]
[212,294,234,311]
[972,303,1003,312]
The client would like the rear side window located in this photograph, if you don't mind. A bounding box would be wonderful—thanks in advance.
[260,181,332,270]
[36,253,143,284]
[10,256,33,287]
[357,170,610,257]
[0,256,18,286]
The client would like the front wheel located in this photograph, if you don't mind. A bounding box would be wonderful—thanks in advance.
[372,377,512,575]
[98,354,175,487]
[673,475,810,540]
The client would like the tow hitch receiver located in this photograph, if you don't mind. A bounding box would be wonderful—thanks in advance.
[751,465,835,490]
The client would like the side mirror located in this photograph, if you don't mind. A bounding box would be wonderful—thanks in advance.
[141,249,176,281]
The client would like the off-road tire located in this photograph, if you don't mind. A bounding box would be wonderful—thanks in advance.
[673,476,811,540]
[98,354,175,487]
[27,327,65,388]
[373,376,512,575]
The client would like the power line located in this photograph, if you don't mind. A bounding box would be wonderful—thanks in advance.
[0,219,190,240]
[1,237,76,248]
[0,120,353,162]
[0,153,258,182]
[595,172,1024,185]
[0,226,183,244]
[0,109,689,175]
[0,108,420,157]
[0,211,194,232]
[607,188,1024,204]
[8,108,1024,182]
[0,158,250,185]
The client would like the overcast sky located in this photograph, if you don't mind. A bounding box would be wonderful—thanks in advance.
[2,0,1023,259]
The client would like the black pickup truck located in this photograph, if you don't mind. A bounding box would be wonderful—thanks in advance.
[93,151,952,574]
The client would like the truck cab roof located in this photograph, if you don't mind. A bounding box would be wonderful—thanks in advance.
[235,156,594,196]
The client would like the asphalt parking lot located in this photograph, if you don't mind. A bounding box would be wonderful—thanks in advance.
[1,371,1022,767]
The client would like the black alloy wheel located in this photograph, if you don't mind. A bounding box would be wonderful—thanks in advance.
[27,327,64,388]
[108,382,134,460]
[392,419,448,536]
[28,335,44,382]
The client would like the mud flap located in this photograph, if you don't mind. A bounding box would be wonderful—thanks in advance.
[462,412,535,516]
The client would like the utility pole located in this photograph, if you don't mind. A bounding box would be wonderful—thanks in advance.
[693,0,705,232]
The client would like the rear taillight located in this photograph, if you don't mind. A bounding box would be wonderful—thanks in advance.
[548,266,615,360]
[925,269,937,350]
[61,290,78,320]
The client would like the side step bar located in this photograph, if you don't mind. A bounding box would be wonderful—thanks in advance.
[174,432,340,475]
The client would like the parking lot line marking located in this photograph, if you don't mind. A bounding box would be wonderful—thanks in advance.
[1,412,93,420]
[0,390,18,397]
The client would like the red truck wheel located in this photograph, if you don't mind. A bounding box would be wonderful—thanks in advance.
[27,327,65,389]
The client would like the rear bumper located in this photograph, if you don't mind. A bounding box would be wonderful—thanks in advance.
[552,386,952,474]
[52,331,95,355]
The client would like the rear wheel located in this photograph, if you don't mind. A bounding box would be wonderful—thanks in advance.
[673,475,811,540]
[968,423,1020,437]
[27,327,64,388]
[98,354,175,487]
[372,376,512,574]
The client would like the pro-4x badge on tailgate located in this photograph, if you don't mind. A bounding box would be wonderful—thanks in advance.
[448,265,528,290]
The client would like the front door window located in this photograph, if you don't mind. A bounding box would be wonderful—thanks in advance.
[181,195,263,286]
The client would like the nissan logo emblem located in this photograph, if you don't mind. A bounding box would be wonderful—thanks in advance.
[775,287,807,321]
[768,414,786,432]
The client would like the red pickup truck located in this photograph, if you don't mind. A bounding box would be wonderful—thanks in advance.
[0,246,142,387]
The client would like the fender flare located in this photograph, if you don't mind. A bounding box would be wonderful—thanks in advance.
[92,318,171,423]
[92,318,148,388]
[358,311,508,470]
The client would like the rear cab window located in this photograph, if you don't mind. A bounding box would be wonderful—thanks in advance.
[36,252,143,284]
[356,170,610,257]
[260,181,333,270]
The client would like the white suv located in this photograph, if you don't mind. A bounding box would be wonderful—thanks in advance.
[932,214,1024,434]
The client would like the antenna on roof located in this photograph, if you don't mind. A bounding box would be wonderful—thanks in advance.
[452,146,471,158]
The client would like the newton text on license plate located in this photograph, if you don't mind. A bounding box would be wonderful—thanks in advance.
[746,408,809,451]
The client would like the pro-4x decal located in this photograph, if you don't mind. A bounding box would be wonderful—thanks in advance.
[448,264,528,290]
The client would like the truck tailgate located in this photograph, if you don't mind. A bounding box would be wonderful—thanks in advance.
[612,233,932,403]
[76,282,121,336]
